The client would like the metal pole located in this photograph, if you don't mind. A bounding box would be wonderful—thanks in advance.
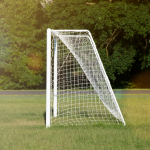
[46,28,51,128]
[53,37,57,117]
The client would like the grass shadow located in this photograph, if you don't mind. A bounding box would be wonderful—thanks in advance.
[43,111,46,124]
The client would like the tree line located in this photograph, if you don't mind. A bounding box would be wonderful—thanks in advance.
[0,0,150,89]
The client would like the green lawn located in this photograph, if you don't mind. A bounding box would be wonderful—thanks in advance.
[0,94,150,150]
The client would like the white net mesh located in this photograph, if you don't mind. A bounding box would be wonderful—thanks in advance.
[49,30,125,126]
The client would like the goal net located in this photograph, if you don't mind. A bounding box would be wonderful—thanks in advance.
[46,29,125,127]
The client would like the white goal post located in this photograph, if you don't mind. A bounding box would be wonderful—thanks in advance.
[46,29,125,128]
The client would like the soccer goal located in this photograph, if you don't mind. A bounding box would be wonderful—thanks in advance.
[46,29,125,128]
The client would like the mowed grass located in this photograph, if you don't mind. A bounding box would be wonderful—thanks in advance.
[0,94,150,150]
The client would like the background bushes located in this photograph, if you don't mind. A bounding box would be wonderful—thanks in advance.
[0,0,150,89]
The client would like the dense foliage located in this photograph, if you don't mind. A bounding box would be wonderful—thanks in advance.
[0,0,46,89]
[0,0,150,89]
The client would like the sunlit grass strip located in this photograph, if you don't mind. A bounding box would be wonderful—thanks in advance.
[0,95,46,127]
[120,95,150,125]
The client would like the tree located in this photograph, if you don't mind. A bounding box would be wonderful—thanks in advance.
[85,1,150,87]
[1,0,150,89]
[0,0,46,89]
[44,0,150,88]
[90,0,150,5]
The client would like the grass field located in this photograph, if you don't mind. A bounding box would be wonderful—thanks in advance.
[0,94,150,150]
[51,93,124,126]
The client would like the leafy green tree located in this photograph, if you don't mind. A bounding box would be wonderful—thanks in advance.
[44,0,150,88]
[90,0,150,5]
[1,0,150,89]
[85,1,150,87]
[0,0,46,89]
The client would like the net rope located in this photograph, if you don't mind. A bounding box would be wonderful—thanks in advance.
[50,30,125,126]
